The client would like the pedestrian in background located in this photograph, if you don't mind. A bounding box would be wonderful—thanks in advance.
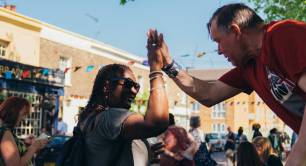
[224,127,235,165]
[237,142,264,166]
[268,128,284,159]
[189,116,217,166]
[0,97,47,166]
[160,125,197,166]
[235,126,248,145]
[253,136,283,166]
[252,123,263,140]
[56,117,68,135]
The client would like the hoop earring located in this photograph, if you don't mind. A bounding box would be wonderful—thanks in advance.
[103,95,108,106]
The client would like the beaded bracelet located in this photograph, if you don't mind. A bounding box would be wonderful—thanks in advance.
[150,84,165,92]
[149,75,163,81]
[149,71,163,77]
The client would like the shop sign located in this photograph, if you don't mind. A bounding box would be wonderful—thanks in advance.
[0,58,64,87]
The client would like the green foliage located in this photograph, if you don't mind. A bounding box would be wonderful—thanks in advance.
[248,0,306,22]
[130,91,149,115]
[120,0,134,5]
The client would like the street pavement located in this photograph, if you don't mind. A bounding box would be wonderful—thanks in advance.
[211,151,229,166]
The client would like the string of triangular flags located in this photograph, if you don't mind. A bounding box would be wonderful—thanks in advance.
[2,50,216,79]
[180,50,218,58]
[1,61,147,79]
[222,101,265,106]
[62,50,216,74]
[62,60,149,74]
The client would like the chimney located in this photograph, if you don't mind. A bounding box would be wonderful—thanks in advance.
[3,5,16,12]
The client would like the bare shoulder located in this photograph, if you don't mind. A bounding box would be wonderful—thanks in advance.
[1,130,15,143]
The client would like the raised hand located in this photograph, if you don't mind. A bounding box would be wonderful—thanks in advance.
[156,31,172,66]
[147,29,164,71]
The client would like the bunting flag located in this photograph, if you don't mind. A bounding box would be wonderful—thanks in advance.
[181,54,190,57]
[86,65,94,72]
[22,70,30,78]
[42,68,49,75]
[64,67,70,74]
[73,66,82,72]
[4,71,12,79]
[127,60,136,66]
[196,52,206,58]
[142,60,149,66]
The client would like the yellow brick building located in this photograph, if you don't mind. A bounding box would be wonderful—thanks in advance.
[0,6,184,135]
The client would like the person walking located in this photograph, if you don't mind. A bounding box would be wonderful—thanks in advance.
[224,127,236,166]
[235,126,248,145]
[252,123,263,140]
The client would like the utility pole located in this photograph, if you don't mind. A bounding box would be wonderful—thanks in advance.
[185,66,191,129]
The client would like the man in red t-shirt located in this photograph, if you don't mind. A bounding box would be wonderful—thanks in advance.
[146,3,306,166]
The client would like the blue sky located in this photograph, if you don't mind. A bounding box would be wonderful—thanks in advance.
[9,0,256,69]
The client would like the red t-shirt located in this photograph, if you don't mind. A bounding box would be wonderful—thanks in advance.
[219,20,306,133]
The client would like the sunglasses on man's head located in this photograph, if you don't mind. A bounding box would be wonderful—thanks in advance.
[109,77,140,92]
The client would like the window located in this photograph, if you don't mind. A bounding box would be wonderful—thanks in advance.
[212,124,216,132]
[192,101,200,111]
[221,124,225,132]
[180,92,187,105]
[59,56,71,85]
[0,40,8,57]
[211,102,226,119]
[217,124,221,132]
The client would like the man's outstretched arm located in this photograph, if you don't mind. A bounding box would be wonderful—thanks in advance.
[146,29,242,107]
[286,72,306,166]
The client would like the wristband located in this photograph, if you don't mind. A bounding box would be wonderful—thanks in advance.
[162,60,182,78]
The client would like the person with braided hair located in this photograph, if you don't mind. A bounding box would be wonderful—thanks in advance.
[77,61,168,165]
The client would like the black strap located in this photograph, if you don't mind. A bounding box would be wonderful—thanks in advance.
[82,113,98,136]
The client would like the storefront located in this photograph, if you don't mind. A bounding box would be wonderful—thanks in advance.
[0,58,64,138]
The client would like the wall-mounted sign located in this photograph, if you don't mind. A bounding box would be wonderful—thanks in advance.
[0,58,64,87]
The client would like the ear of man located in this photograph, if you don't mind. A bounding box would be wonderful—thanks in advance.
[230,24,242,39]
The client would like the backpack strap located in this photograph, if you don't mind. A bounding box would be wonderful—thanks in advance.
[79,113,99,136]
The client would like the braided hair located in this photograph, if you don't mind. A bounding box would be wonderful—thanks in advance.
[78,64,130,122]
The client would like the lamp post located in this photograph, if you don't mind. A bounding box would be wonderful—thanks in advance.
[185,66,193,129]
[180,53,197,129]
[180,50,212,128]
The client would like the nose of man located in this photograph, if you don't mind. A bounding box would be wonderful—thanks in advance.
[217,45,223,55]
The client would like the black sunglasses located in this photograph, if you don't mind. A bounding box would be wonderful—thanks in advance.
[109,77,140,92]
